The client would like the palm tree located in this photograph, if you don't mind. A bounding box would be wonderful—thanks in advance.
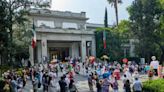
[107,0,122,26]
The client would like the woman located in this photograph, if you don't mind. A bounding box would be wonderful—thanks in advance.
[124,80,131,92]
[69,79,78,92]
[102,78,111,92]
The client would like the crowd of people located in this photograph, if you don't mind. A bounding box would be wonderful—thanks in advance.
[0,56,163,92]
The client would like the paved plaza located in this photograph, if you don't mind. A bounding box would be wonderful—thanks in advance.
[23,67,149,92]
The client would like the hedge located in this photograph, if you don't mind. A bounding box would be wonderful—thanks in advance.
[143,79,164,92]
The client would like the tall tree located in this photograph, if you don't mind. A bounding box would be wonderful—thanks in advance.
[128,0,164,63]
[107,0,122,26]
[0,0,50,65]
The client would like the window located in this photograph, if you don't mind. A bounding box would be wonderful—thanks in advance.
[37,20,55,28]
[62,22,78,29]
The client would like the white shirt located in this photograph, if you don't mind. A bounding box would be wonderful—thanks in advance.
[150,60,159,69]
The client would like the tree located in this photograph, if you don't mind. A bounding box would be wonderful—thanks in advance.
[0,0,50,66]
[95,28,123,61]
[128,0,164,63]
[107,0,122,26]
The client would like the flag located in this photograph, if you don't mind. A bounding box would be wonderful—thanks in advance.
[103,7,108,49]
[103,31,106,49]
[32,20,36,48]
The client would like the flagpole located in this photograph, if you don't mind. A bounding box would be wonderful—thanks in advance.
[103,7,108,55]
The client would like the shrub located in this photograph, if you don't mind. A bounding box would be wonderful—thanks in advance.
[143,79,164,92]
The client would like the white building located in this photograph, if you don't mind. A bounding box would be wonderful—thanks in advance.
[29,9,97,65]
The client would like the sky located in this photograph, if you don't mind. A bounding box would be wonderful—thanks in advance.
[51,0,134,25]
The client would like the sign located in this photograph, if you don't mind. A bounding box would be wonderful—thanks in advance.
[140,58,145,64]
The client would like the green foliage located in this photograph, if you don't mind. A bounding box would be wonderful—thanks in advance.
[128,0,164,63]
[95,20,133,61]
[143,79,164,92]
[95,28,123,61]
[0,0,49,65]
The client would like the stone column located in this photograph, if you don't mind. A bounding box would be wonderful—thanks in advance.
[41,36,47,63]
[81,39,86,62]
[37,41,42,63]
[72,43,76,58]
[72,43,79,58]
[92,36,96,57]
[29,46,34,66]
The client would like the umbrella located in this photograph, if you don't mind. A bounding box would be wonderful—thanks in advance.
[50,59,57,64]
[101,55,109,60]
[89,56,95,63]
[122,58,128,63]
[103,72,110,78]
[89,56,95,60]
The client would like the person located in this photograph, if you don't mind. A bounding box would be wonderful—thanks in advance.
[59,76,67,92]
[3,81,10,92]
[69,79,78,92]
[148,69,154,80]
[48,76,59,92]
[33,73,39,92]
[124,80,131,92]
[27,60,31,68]
[102,78,111,92]
[17,76,23,92]
[88,74,94,92]
[113,68,120,80]
[65,74,70,92]
[60,63,64,72]
[132,70,139,82]
[124,69,132,82]
[96,79,102,92]
[11,76,19,92]
[112,77,119,92]
[122,74,127,90]
[132,78,142,92]
[150,56,159,76]
[42,72,49,92]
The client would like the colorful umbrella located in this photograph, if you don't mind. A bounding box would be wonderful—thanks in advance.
[122,58,128,63]
[101,55,109,60]
[50,59,57,64]
[89,56,95,61]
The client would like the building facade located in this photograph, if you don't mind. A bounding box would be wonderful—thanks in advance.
[29,9,96,65]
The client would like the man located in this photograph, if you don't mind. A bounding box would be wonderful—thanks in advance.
[11,76,19,92]
[133,78,142,92]
[59,76,67,92]
[33,73,39,92]
[42,72,49,92]
[88,74,94,92]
